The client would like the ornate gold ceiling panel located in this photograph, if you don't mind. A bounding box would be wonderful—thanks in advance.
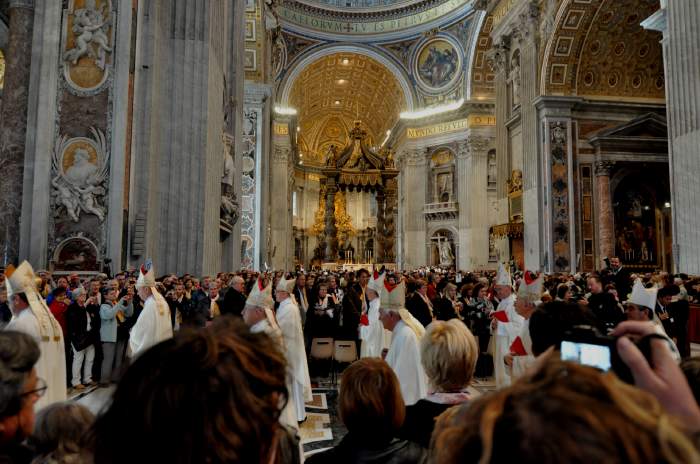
[289,52,404,165]
[576,0,664,99]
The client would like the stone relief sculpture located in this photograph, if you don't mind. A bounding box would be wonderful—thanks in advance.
[64,0,113,70]
[51,127,110,223]
[221,134,240,227]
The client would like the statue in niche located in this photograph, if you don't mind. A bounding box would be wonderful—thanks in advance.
[437,237,454,267]
[487,151,497,186]
[437,172,452,202]
[65,0,113,70]
[507,169,523,195]
[326,145,339,167]
[509,53,521,108]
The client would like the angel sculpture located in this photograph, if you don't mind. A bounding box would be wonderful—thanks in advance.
[65,0,113,70]
[51,129,110,223]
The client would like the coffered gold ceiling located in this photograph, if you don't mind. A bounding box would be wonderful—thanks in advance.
[289,53,405,164]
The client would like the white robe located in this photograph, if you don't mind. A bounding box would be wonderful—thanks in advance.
[251,318,298,431]
[493,295,523,389]
[129,292,173,357]
[510,318,535,380]
[276,297,312,422]
[7,308,67,410]
[385,320,428,406]
[360,298,384,358]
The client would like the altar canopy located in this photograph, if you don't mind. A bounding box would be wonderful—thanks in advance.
[318,121,399,265]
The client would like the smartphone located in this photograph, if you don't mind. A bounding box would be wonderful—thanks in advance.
[560,328,635,383]
[560,339,613,372]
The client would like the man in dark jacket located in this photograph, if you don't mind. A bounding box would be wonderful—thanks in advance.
[221,276,246,318]
[406,279,433,328]
[585,274,624,330]
[165,283,192,328]
[606,257,631,301]
[67,288,101,389]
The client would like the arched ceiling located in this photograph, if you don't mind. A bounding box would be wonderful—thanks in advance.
[541,0,663,100]
[289,52,405,164]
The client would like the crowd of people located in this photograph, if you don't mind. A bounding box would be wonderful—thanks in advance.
[1,256,700,463]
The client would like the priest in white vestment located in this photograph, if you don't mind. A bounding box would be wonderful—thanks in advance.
[379,280,428,406]
[242,278,299,430]
[507,271,543,380]
[4,262,66,409]
[492,263,524,388]
[129,261,173,357]
[275,277,312,422]
[360,271,387,358]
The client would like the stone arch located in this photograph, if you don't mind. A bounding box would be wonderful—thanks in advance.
[51,236,102,272]
[468,10,495,100]
[278,43,416,110]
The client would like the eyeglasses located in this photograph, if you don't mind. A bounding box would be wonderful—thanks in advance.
[22,377,48,398]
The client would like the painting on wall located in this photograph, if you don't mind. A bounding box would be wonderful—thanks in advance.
[415,38,462,91]
[244,49,257,71]
[245,20,256,41]
[614,183,657,266]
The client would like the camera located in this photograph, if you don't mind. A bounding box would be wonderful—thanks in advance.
[560,325,652,384]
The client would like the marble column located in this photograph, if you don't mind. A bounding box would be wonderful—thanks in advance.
[375,191,386,263]
[513,3,544,271]
[384,178,398,263]
[270,143,291,270]
[0,0,34,265]
[401,149,428,268]
[324,181,337,262]
[643,0,700,273]
[595,161,615,263]
[456,141,470,270]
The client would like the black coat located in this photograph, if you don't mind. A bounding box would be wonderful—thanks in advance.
[400,400,455,449]
[587,292,624,330]
[167,296,192,328]
[406,294,433,328]
[187,290,211,328]
[610,267,632,300]
[305,434,425,464]
[338,285,362,340]
[67,302,101,351]
[432,297,458,321]
[221,288,246,318]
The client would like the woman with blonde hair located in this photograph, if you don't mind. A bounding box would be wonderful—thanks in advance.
[430,358,700,464]
[400,319,478,448]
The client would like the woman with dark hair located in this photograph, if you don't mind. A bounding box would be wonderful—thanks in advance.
[30,402,94,464]
[464,283,493,378]
[306,358,425,463]
[90,317,299,464]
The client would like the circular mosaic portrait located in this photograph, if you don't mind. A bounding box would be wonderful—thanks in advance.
[414,37,462,92]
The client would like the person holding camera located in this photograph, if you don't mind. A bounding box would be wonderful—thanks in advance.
[67,288,101,390]
[99,286,133,385]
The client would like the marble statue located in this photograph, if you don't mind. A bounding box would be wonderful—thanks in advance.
[509,54,521,107]
[438,237,454,267]
[51,128,110,223]
[220,135,239,226]
[65,0,113,70]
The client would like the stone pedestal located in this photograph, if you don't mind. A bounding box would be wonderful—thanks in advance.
[595,161,615,262]
[643,0,700,273]
[0,0,34,265]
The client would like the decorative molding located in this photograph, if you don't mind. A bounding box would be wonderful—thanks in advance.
[273,146,291,163]
[511,0,539,45]
[9,0,34,9]
[594,160,615,177]
[486,36,510,74]
[403,149,428,166]
[466,135,493,153]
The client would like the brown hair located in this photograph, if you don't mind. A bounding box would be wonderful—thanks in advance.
[430,358,699,464]
[339,358,405,438]
[91,317,288,464]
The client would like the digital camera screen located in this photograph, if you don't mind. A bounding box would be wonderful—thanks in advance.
[561,340,612,372]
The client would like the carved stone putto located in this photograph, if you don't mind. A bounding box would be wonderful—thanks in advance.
[507,169,523,195]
